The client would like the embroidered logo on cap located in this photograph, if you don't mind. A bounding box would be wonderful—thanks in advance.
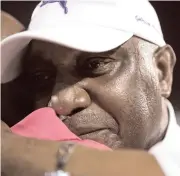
[40,0,68,14]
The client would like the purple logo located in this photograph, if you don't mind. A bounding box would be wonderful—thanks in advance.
[40,0,68,14]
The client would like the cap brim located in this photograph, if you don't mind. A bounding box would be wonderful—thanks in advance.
[1,24,133,83]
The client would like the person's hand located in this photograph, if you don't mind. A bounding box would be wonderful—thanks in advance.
[63,145,165,176]
[1,121,11,133]
[1,120,75,176]
[43,145,165,176]
[1,121,165,176]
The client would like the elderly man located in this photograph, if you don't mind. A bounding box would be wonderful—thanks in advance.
[1,0,180,176]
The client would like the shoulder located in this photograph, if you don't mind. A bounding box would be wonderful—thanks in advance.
[149,123,180,176]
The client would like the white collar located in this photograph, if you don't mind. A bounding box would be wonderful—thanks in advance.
[148,101,180,176]
[150,100,180,150]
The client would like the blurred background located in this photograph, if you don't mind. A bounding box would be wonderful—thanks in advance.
[1,1,180,124]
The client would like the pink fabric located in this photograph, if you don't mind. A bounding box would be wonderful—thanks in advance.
[11,108,110,150]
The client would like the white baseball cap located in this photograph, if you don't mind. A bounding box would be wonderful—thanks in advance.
[1,0,166,83]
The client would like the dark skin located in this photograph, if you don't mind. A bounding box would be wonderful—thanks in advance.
[18,36,175,149]
[1,36,176,175]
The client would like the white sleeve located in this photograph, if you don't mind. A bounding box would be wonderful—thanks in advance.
[149,135,180,176]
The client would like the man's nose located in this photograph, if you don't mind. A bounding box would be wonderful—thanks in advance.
[49,86,91,116]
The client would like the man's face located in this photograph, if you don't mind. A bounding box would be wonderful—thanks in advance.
[21,37,173,149]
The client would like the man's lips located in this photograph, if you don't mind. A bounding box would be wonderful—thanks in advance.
[79,128,123,149]
[62,118,111,137]
[56,112,122,149]
[78,128,108,136]
[58,113,118,136]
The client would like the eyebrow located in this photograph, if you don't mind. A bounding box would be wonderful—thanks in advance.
[92,45,121,55]
[77,45,121,59]
[79,45,130,61]
[28,39,128,63]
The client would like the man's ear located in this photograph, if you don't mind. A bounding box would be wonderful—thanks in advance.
[154,45,176,98]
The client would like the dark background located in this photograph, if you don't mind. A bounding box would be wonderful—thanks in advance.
[1,1,180,121]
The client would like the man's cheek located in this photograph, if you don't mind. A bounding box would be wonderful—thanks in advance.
[102,80,150,136]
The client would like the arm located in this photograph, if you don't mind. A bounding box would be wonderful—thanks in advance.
[63,145,165,176]
[1,121,64,176]
[1,121,165,176]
